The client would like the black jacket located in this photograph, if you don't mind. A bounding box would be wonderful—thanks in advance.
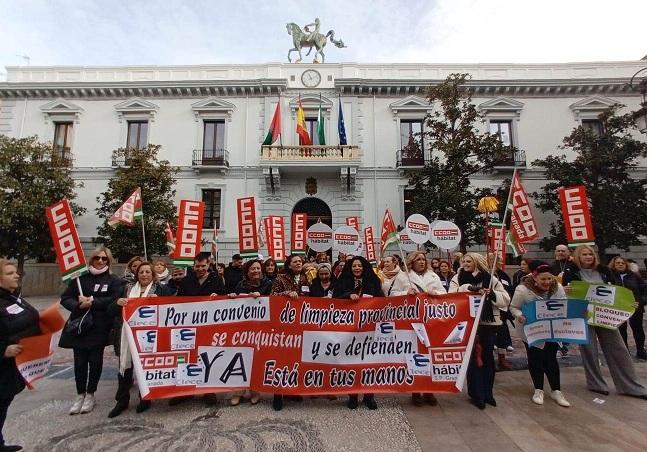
[332,277,384,299]
[494,269,514,298]
[0,288,41,398]
[223,265,243,293]
[59,271,124,349]
[562,263,613,286]
[177,271,225,296]
[234,277,273,296]
[512,270,528,291]
[610,271,647,308]
[309,278,335,297]
[550,259,570,277]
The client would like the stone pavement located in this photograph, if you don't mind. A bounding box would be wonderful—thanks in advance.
[5,297,647,451]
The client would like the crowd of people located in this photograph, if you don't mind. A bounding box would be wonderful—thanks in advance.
[1,244,646,451]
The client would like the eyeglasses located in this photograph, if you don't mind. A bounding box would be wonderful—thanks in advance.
[93,256,109,262]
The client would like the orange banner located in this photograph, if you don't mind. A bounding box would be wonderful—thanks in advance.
[123,293,480,400]
[15,303,65,387]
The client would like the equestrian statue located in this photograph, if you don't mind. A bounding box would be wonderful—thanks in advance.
[286,18,347,64]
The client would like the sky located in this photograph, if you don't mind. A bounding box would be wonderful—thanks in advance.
[1,0,646,77]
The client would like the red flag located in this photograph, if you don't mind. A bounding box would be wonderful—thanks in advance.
[346,216,359,230]
[291,213,308,255]
[488,223,507,270]
[237,197,259,258]
[173,200,205,266]
[296,99,312,146]
[45,199,88,281]
[265,216,286,263]
[509,173,538,243]
[380,209,398,255]
[364,226,377,263]
[559,185,595,246]
[262,102,282,146]
[108,187,143,227]
[164,222,175,257]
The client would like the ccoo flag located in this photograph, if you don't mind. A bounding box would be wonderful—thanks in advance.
[108,188,143,226]
[380,209,399,255]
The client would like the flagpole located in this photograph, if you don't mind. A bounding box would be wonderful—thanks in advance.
[141,213,148,262]
[488,167,517,291]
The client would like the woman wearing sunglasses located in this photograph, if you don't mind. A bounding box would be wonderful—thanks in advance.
[59,246,124,415]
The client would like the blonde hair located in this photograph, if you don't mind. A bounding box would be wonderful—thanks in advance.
[406,251,429,273]
[90,246,114,268]
[462,252,489,273]
[0,259,17,275]
[571,245,600,269]
[608,255,627,270]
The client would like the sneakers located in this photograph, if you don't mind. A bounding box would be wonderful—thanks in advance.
[69,394,85,415]
[532,389,544,405]
[230,395,241,406]
[80,393,95,413]
[550,390,571,407]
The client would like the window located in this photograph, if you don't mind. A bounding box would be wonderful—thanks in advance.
[202,189,222,229]
[582,119,604,136]
[53,122,73,161]
[304,118,322,145]
[489,120,513,146]
[127,121,148,149]
[203,120,225,152]
[404,189,416,220]
[400,120,424,151]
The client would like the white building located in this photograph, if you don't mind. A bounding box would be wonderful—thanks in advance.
[1,61,646,261]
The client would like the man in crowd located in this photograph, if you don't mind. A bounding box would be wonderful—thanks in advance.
[223,254,244,293]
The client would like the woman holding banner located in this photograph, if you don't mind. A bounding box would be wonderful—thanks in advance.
[1,259,40,452]
[333,256,384,410]
[406,251,446,406]
[609,256,647,360]
[108,262,174,418]
[563,246,647,399]
[270,254,310,411]
[309,263,335,297]
[510,261,570,407]
[449,252,510,409]
[59,246,124,415]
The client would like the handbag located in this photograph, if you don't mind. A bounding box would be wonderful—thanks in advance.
[64,310,93,337]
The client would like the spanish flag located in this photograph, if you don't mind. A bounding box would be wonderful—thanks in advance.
[296,99,312,145]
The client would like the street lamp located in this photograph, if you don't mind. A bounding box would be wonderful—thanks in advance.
[629,68,647,134]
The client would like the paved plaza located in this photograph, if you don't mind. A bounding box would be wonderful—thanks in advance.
[3,297,647,451]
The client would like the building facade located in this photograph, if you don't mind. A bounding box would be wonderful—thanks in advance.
[1,61,646,261]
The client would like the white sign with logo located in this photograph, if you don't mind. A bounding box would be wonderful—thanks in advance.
[333,225,361,254]
[399,232,418,252]
[306,223,334,252]
[430,220,462,250]
[405,214,431,244]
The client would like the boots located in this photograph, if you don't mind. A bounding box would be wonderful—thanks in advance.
[498,354,513,371]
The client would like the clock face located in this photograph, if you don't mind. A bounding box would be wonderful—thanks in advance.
[301,69,322,87]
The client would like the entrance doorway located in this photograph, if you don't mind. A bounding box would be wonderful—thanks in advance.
[292,197,333,262]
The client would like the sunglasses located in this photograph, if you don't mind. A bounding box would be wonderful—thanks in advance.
[93,256,109,262]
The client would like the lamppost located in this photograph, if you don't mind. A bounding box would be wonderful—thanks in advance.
[629,67,647,135]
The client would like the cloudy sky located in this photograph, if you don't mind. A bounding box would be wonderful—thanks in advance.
[1,0,645,75]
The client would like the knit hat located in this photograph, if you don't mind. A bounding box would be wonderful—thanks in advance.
[317,263,332,273]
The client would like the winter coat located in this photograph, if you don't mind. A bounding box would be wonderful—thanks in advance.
[0,288,40,398]
[449,270,510,326]
[407,270,446,296]
[224,265,244,293]
[610,270,647,309]
[332,276,384,299]
[437,273,453,293]
[270,272,310,296]
[59,271,124,349]
[562,263,613,286]
[177,271,225,296]
[234,277,273,296]
[512,270,529,291]
[381,269,412,297]
[495,269,514,298]
[509,279,567,343]
[309,278,334,298]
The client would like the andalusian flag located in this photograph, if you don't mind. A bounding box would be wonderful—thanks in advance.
[380,209,399,255]
[108,187,143,226]
[296,99,312,145]
[164,222,176,256]
[317,94,325,145]
[262,100,281,146]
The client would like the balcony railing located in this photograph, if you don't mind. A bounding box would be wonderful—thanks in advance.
[494,149,526,168]
[53,146,74,167]
[111,148,139,167]
[396,148,431,168]
[192,149,229,167]
[261,145,360,162]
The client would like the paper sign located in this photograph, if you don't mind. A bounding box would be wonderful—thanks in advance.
[568,281,635,329]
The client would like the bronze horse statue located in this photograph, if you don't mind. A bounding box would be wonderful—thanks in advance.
[286,22,346,64]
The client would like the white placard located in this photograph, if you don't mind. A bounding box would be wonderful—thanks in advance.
[306,222,334,252]
[430,220,462,250]
[333,225,361,254]
[405,214,431,244]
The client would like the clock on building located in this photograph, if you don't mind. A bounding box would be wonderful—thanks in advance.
[301,69,321,87]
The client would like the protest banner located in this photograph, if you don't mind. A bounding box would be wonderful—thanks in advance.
[265,216,286,263]
[567,281,635,329]
[15,303,65,387]
[108,187,148,260]
[237,197,259,258]
[333,225,361,254]
[123,292,479,399]
[520,299,589,347]
[173,200,205,266]
[45,199,89,283]
[364,226,377,264]
[291,213,308,255]
[346,216,359,230]
[559,185,595,246]
[487,222,506,269]
[509,172,539,243]
[307,222,333,252]
[405,214,431,245]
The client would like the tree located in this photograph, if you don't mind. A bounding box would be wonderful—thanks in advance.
[407,73,514,251]
[95,145,178,261]
[0,135,85,273]
[532,106,647,259]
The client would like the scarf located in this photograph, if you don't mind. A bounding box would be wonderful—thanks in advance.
[457,270,495,322]
[119,281,154,375]
[156,268,169,280]
[383,267,400,280]
[89,265,109,275]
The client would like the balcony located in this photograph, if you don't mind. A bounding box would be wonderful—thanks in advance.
[396,148,431,168]
[260,145,361,173]
[192,149,230,168]
[52,146,74,167]
[493,149,526,171]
